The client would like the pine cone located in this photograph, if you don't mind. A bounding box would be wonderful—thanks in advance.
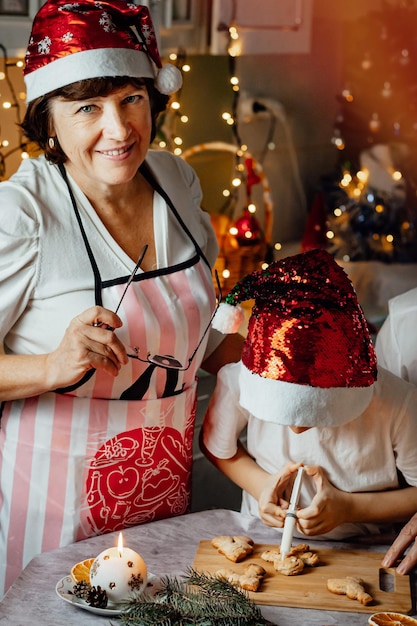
[87,585,108,608]
[73,580,91,600]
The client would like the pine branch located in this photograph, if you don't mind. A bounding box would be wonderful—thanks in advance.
[117,568,276,626]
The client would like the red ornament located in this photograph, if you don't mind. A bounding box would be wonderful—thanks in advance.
[232,208,263,245]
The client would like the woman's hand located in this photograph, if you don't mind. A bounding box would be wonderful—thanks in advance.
[296,465,351,536]
[258,462,304,528]
[44,305,128,389]
[382,512,417,574]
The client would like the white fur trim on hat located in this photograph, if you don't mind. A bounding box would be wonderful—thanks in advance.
[212,302,245,334]
[155,64,183,95]
[25,48,155,103]
[238,361,374,427]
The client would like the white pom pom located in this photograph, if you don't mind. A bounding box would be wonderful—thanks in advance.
[212,302,245,334]
[155,64,183,95]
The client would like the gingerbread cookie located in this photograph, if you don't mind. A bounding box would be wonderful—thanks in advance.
[298,550,320,566]
[261,543,320,576]
[262,552,304,576]
[216,563,266,592]
[211,535,254,563]
[327,576,373,605]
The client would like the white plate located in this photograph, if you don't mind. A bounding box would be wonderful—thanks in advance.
[56,572,162,616]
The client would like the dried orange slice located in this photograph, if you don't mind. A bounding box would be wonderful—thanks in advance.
[70,558,95,583]
[369,613,417,626]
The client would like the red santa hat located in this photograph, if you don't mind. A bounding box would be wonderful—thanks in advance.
[24,0,182,103]
[214,249,377,427]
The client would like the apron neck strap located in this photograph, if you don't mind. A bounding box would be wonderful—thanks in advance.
[58,164,103,306]
[139,161,212,270]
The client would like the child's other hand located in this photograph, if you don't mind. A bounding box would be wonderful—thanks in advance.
[296,465,350,535]
[258,462,303,528]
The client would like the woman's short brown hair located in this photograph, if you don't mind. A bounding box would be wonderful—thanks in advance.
[21,76,169,165]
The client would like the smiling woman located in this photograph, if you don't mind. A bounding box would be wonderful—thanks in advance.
[48,83,154,213]
[23,76,166,163]
[0,0,244,601]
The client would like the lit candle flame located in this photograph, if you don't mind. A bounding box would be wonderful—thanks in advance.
[117,532,124,558]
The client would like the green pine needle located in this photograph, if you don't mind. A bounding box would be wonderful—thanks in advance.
[117,568,276,626]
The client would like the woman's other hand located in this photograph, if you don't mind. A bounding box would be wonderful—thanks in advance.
[382,512,417,574]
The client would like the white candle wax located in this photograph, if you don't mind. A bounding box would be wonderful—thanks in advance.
[90,544,147,604]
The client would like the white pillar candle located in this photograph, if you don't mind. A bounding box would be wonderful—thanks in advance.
[90,533,148,604]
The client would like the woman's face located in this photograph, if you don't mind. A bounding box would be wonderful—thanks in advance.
[49,82,152,191]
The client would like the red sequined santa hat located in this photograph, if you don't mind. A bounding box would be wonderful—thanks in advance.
[24,0,182,103]
[214,248,377,427]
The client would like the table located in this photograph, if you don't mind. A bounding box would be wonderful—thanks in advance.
[1,509,416,626]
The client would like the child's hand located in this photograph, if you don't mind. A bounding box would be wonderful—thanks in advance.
[257,462,303,528]
[296,465,351,535]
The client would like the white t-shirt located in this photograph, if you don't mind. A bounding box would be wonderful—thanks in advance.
[376,287,417,386]
[202,361,417,539]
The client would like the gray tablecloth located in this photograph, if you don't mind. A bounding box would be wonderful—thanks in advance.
[1,509,415,626]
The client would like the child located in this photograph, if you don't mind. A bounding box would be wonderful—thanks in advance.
[201,249,417,540]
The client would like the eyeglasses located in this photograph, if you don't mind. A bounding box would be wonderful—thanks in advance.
[114,246,222,370]
[126,270,222,371]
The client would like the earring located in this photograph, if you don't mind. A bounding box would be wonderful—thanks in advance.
[48,137,55,149]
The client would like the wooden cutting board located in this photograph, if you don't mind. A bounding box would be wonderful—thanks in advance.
[193,540,412,613]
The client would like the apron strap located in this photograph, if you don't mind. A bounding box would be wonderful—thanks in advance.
[54,164,99,393]
[58,164,103,307]
[140,162,212,270]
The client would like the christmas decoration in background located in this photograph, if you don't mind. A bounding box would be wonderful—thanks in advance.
[152,39,275,290]
[317,0,417,263]
[188,18,277,291]
[220,32,274,258]
[178,10,280,291]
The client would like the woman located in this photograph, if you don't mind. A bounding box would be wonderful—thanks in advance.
[0,0,242,597]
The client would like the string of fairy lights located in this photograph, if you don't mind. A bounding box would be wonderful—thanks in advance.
[152,19,279,287]
[153,47,191,154]
[155,33,277,292]
[215,19,278,273]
